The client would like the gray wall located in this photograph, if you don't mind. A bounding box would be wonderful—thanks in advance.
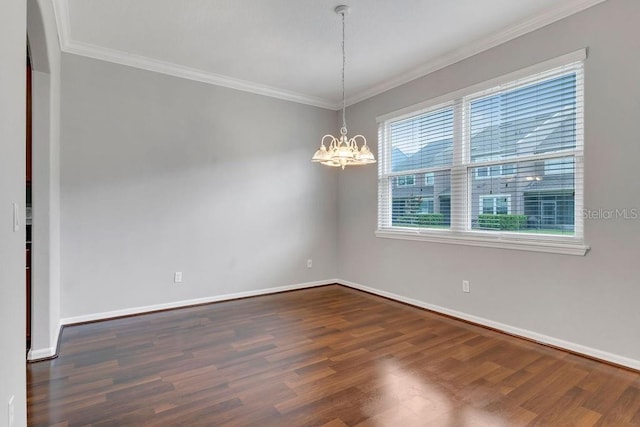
[0,0,27,425]
[60,54,339,319]
[339,0,640,363]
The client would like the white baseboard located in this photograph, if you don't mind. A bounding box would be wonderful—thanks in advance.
[49,277,640,371]
[336,279,640,371]
[60,279,336,326]
[28,320,64,361]
[28,347,56,361]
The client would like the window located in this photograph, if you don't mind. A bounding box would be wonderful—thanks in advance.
[381,105,453,229]
[544,157,574,175]
[424,172,435,185]
[480,195,511,215]
[376,50,588,255]
[475,159,516,179]
[396,175,416,186]
[420,198,434,214]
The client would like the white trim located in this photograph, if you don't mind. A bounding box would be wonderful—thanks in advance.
[28,319,64,361]
[336,279,640,371]
[51,0,71,50]
[27,347,57,361]
[348,1,602,106]
[51,0,335,110]
[60,279,334,325]
[34,276,639,370]
[52,0,602,110]
[376,49,586,123]
[64,41,336,110]
[375,229,589,256]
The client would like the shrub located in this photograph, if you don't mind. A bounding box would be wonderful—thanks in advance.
[477,214,527,230]
[394,216,416,226]
[417,213,444,227]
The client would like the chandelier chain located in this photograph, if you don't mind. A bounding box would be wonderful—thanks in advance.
[341,10,346,131]
[310,5,376,169]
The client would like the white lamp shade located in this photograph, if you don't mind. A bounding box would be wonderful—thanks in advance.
[312,145,331,162]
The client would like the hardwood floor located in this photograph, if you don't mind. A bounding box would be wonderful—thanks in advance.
[28,285,640,426]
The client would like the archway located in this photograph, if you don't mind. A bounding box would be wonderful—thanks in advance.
[26,0,61,361]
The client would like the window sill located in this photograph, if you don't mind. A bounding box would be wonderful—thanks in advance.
[375,229,589,256]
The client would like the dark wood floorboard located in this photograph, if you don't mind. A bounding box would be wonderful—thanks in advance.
[27,285,640,426]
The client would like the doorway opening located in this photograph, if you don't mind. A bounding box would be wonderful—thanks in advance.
[26,44,32,352]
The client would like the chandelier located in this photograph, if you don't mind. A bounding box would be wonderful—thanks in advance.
[312,5,376,169]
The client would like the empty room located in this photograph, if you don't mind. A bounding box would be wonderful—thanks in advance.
[2,0,640,425]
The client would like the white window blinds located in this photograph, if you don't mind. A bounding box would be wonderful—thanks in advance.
[377,50,587,255]
[378,105,453,230]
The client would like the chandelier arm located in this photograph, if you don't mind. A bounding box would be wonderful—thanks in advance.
[321,134,337,145]
[325,135,339,151]
[351,135,368,145]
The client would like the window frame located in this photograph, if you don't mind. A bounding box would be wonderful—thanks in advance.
[376,49,589,256]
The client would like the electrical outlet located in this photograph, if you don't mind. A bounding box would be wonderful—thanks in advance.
[174,272,183,283]
[8,395,14,427]
[307,259,313,268]
[462,280,470,293]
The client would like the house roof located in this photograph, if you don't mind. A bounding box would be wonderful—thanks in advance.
[392,73,577,172]
[392,138,452,172]
[392,109,576,172]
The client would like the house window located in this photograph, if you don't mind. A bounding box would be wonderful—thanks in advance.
[544,158,574,175]
[396,175,416,186]
[480,195,511,215]
[376,50,587,255]
[420,198,435,214]
[424,172,435,185]
[475,162,516,179]
[383,105,453,229]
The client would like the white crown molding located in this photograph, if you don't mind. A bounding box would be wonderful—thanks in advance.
[51,0,70,51]
[52,0,606,110]
[345,0,608,106]
[50,1,337,109]
[63,40,338,109]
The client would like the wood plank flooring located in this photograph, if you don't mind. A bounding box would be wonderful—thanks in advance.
[27,285,640,426]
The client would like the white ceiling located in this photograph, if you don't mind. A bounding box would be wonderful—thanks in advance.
[53,0,605,109]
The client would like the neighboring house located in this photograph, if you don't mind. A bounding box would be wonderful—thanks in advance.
[391,139,453,226]
[390,75,577,232]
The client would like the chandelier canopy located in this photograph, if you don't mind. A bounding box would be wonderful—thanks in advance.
[312,5,376,169]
